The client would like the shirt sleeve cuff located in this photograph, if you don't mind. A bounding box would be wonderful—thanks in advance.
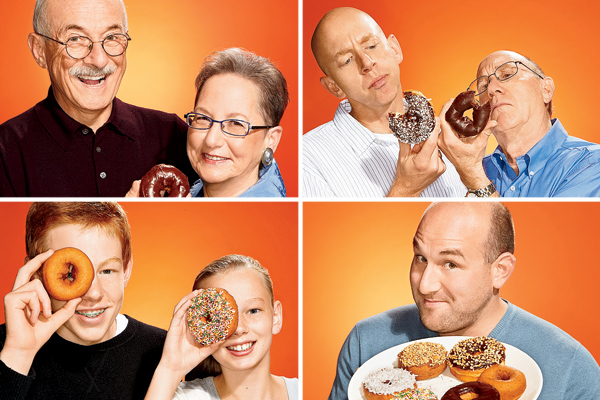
[0,359,34,398]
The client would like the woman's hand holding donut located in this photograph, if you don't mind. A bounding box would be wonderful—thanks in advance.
[388,117,446,197]
[0,250,82,375]
[439,99,498,193]
[146,291,223,400]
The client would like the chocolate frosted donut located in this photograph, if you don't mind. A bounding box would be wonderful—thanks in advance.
[139,164,190,197]
[448,337,506,382]
[445,91,491,137]
[389,90,436,144]
[441,382,500,400]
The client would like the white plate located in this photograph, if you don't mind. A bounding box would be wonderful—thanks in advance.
[348,336,542,399]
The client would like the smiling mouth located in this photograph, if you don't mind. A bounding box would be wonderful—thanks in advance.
[78,75,107,85]
[227,342,254,351]
[203,154,229,161]
[76,309,106,318]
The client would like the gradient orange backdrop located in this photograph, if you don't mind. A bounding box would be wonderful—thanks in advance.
[303,0,600,153]
[0,0,298,196]
[0,201,298,378]
[304,201,600,398]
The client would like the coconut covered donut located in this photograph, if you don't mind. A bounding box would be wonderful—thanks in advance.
[362,367,417,400]
[441,382,500,400]
[139,164,190,197]
[389,90,436,144]
[186,288,238,346]
[478,364,527,400]
[42,247,94,301]
[445,91,491,138]
[398,341,448,381]
[447,337,506,382]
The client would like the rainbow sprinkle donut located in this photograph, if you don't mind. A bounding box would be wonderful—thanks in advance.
[186,288,238,346]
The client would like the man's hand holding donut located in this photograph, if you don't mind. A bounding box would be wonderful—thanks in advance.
[0,250,82,375]
[439,99,499,195]
[388,117,446,197]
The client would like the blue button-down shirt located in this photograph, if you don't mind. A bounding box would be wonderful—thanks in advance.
[483,119,600,197]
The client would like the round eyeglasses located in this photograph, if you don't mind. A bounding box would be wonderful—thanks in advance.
[468,61,544,96]
[184,112,275,137]
[36,32,131,59]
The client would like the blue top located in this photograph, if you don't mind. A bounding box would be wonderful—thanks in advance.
[483,119,600,197]
[190,159,286,197]
[328,302,600,400]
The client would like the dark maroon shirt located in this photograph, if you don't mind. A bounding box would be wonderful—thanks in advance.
[0,88,197,197]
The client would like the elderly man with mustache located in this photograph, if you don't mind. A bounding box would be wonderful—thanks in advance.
[0,0,195,196]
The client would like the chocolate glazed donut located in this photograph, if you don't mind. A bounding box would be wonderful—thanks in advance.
[441,382,501,400]
[139,164,190,197]
[445,90,491,137]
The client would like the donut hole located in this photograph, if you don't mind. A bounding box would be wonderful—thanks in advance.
[159,188,171,197]
[460,394,480,400]
[61,264,76,282]
[497,371,511,381]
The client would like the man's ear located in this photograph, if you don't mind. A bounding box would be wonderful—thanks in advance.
[542,76,555,105]
[491,252,516,290]
[28,33,48,69]
[320,76,346,99]
[387,34,403,65]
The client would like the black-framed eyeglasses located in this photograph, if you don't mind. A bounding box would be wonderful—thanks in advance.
[36,32,131,59]
[184,112,275,137]
[468,61,545,96]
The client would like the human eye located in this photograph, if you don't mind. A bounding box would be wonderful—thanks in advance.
[366,41,378,50]
[67,35,85,43]
[414,254,427,264]
[248,308,261,315]
[99,269,114,275]
[443,261,458,270]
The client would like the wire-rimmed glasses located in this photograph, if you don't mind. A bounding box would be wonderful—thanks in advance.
[36,32,131,59]
[184,112,275,137]
[468,61,544,96]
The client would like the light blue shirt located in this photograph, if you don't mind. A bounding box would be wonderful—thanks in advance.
[483,119,600,197]
[303,100,467,197]
[190,159,286,197]
[328,302,600,400]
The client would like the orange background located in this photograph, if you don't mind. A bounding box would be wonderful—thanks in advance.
[0,201,298,378]
[304,201,600,398]
[303,0,600,153]
[0,0,298,196]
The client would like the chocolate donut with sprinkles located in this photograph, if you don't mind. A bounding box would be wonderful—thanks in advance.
[447,337,506,382]
[186,288,238,346]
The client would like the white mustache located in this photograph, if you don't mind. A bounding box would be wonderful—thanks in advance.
[69,64,116,77]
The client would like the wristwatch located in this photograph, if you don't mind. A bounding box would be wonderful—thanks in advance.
[466,181,497,198]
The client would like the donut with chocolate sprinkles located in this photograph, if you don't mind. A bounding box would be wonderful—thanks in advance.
[447,337,506,382]
[186,288,238,346]
[389,90,436,145]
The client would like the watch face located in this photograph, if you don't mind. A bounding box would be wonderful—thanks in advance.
[466,192,478,198]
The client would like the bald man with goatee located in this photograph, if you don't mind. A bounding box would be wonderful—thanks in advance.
[303,7,466,198]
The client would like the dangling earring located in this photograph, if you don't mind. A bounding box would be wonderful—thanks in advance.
[261,147,274,166]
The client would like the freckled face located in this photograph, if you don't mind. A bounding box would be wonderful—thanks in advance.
[44,224,131,345]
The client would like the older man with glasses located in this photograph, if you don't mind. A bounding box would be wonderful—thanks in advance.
[439,50,600,197]
[0,0,196,197]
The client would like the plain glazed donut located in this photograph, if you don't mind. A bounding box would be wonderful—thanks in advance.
[447,337,506,382]
[478,364,527,400]
[389,90,436,144]
[362,367,417,400]
[441,382,500,400]
[186,288,238,346]
[445,90,491,137]
[398,341,447,381]
[139,164,190,197]
[42,247,94,301]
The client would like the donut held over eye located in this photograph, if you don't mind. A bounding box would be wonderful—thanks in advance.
[389,90,436,145]
[445,90,491,137]
[139,164,190,197]
[186,288,238,346]
[441,381,500,400]
[42,247,95,301]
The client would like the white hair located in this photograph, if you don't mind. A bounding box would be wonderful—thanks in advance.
[33,0,128,36]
